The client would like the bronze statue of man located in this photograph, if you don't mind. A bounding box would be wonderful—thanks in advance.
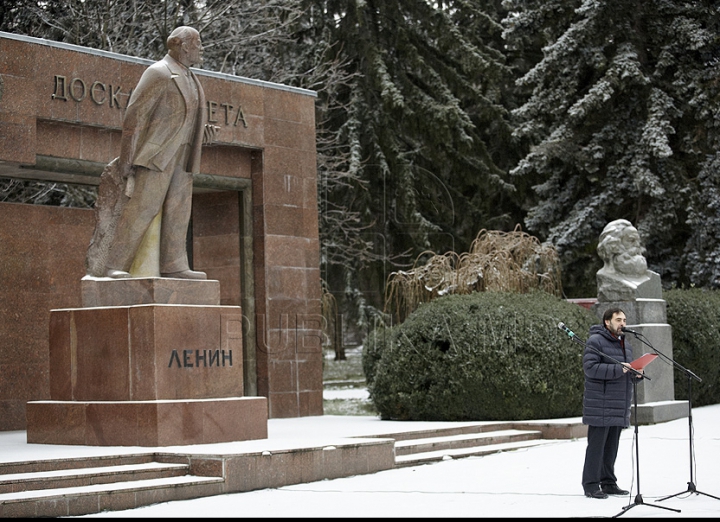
[101,26,214,279]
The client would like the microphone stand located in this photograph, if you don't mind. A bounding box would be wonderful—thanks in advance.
[557,325,680,516]
[623,330,720,503]
[613,371,680,517]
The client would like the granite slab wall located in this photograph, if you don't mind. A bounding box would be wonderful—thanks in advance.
[0,31,322,429]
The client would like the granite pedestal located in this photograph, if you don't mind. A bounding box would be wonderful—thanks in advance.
[26,277,268,446]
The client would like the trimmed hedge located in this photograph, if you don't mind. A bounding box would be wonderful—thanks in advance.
[363,291,597,421]
[665,288,720,407]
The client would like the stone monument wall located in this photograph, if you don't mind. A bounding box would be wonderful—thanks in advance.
[0,31,322,430]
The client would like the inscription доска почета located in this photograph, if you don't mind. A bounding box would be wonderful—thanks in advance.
[52,74,248,127]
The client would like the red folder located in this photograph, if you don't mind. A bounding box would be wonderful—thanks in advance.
[629,353,658,370]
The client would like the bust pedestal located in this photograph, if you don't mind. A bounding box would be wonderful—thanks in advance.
[592,271,687,425]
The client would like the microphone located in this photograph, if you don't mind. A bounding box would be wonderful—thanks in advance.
[558,322,576,338]
[621,326,639,335]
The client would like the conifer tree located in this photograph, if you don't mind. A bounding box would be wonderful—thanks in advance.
[503,0,720,295]
[298,0,523,325]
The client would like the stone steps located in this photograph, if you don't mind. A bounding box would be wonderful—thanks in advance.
[395,433,555,467]
[0,420,586,517]
[395,427,543,453]
[0,461,191,493]
[0,455,224,518]
[366,421,584,468]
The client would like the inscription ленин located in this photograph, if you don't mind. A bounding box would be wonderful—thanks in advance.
[168,349,233,368]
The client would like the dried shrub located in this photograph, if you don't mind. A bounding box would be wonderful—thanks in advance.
[384,225,562,323]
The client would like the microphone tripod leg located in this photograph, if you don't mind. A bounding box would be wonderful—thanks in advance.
[613,379,681,517]
[656,376,720,503]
